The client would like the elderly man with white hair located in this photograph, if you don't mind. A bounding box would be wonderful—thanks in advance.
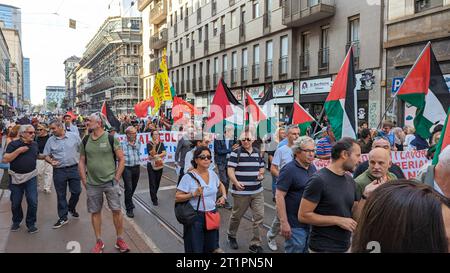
[2,125,46,234]
[418,145,450,198]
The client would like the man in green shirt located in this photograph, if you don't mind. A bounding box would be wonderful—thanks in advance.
[79,112,127,253]
[355,147,397,198]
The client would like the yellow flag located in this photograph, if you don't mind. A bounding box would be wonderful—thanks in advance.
[161,49,172,101]
[151,73,164,115]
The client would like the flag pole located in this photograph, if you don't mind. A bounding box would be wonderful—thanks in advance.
[376,41,431,130]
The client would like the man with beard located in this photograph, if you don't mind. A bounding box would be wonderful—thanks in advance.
[299,138,361,253]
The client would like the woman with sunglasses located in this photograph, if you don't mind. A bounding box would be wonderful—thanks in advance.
[176,146,227,253]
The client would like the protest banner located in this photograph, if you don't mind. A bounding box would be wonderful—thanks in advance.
[313,150,430,179]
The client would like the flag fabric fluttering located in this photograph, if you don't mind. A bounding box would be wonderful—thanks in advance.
[291,101,316,136]
[134,100,152,118]
[172,96,201,124]
[324,45,357,140]
[206,78,244,133]
[101,101,121,131]
[396,42,450,140]
[432,107,450,165]
[151,48,172,115]
[245,92,267,124]
[257,84,278,134]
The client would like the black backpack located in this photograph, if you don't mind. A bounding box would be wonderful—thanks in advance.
[82,134,117,164]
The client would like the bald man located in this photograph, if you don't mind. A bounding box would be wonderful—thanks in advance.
[354,148,398,198]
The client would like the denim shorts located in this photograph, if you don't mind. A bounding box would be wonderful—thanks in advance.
[86,181,122,213]
[284,227,310,253]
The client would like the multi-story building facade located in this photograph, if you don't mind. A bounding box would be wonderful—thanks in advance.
[64,56,81,110]
[0,24,11,115]
[3,27,23,111]
[0,4,21,37]
[45,86,65,110]
[23,57,30,102]
[167,0,384,127]
[385,0,450,126]
[139,0,168,100]
[76,16,142,115]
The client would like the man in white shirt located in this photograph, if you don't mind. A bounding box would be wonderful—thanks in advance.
[266,125,300,251]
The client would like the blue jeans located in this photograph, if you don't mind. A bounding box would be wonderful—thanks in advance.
[284,227,310,253]
[183,212,220,253]
[272,175,277,198]
[9,176,38,228]
[53,166,81,220]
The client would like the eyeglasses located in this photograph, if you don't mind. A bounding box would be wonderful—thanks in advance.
[24,131,35,135]
[36,129,43,132]
[240,138,252,142]
[197,155,212,160]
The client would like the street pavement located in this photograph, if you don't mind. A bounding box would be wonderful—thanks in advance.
[0,163,285,253]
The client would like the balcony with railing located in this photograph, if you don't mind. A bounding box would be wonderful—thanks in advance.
[318,47,329,72]
[197,6,202,25]
[239,23,245,43]
[252,64,260,82]
[279,57,288,77]
[150,0,167,25]
[346,41,360,69]
[212,0,217,16]
[263,13,271,34]
[179,50,183,65]
[299,52,310,75]
[190,45,195,61]
[198,76,203,92]
[265,61,273,79]
[150,28,168,49]
[192,78,197,92]
[213,73,219,86]
[241,67,248,83]
[204,39,209,55]
[205,74,211,90]
[150,57,162,74]
[282,0,335,27]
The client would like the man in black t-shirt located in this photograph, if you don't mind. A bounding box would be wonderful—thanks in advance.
[3,125,45,234]
[299,137,361,253]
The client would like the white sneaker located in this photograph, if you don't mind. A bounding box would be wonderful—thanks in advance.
[266,231,278,251]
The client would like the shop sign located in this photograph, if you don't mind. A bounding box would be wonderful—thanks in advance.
[273,82,294,97]
[245,86,265,99]
[300,78,332,95]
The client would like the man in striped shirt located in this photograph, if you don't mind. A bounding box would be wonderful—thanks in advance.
[121,126,141,218]
[316,127,334,160]
[227,128,266,253]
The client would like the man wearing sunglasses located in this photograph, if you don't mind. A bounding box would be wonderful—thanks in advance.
[353,136,405,179]
[227,128,266,253]
[3,125,45,234]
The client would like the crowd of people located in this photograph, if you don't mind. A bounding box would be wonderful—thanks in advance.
[0,111,448,254]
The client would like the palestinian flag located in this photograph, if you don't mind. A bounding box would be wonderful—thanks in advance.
[101,101,121,131]
[206,78,244,134]
[397,42,450,139]
[324,46,357,140]
[245,92,267,135]
[432,107,450,165]
[258,84,278,135]
[292,101,315,136]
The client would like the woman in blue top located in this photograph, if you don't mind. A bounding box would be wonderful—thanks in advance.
[175,146,227,253]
